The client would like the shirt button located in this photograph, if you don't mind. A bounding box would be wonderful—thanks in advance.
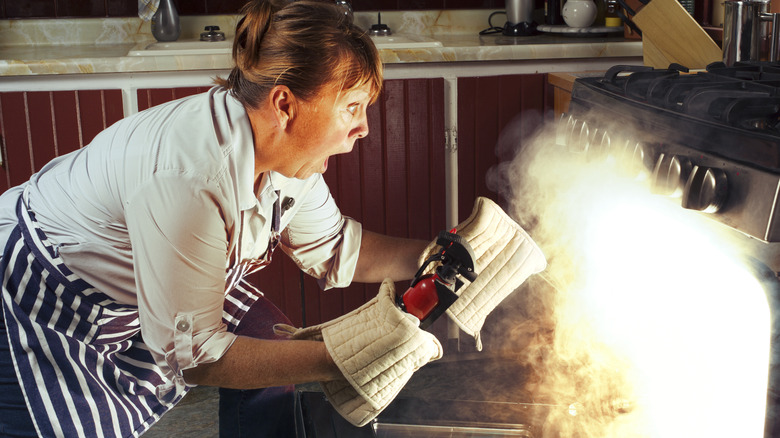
[176,320,190,332]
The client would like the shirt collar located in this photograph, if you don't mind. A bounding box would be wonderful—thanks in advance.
[228,93,264,210]
[225,92,295,210]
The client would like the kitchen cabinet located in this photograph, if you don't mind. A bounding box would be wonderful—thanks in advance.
[0,89,123,192]
[547,72,577,119]
[456,73,551,221]
[0,72,555,330]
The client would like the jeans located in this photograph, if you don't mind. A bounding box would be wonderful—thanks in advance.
[218,296,296,438]
[0,314,37,438]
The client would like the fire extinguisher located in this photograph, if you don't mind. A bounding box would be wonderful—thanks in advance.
[397,230,478,330]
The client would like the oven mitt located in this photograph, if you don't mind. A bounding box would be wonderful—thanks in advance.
[273,279,443,427]
[419,197,547,350]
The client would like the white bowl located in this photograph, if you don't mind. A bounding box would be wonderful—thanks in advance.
[562,0,598,28]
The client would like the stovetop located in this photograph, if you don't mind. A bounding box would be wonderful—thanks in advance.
[581,62,780,135]
[566,61,780,243]
[571,62,780,172]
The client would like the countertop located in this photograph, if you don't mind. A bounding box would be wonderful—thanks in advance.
[0,11,643,77]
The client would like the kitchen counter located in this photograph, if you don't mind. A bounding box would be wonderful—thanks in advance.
[0,11,642,77]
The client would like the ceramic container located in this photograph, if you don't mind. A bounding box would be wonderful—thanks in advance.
[151,0,181,42]
[562,0,598,28]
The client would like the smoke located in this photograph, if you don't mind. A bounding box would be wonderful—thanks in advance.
[484,111,770,437]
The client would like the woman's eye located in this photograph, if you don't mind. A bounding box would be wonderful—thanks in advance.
[347,104,359,115]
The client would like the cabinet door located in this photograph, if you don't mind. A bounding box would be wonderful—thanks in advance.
[0,90,123,193]
[457,74,549,222]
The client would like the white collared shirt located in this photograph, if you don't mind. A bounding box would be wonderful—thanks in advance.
[0,87,361,378]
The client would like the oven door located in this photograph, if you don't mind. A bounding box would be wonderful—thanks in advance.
[294,352,552,438]
[294,257,780,438]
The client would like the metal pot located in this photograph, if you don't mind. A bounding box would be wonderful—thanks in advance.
[722,0,780,65]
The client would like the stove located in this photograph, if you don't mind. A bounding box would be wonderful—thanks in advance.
[297,62,780,438]
[565,62,780,246]
[563,61,780,438]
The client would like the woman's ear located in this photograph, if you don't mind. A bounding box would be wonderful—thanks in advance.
[269,85,296,130]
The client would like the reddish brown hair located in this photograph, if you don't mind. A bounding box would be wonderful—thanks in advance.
[218,0,383,109]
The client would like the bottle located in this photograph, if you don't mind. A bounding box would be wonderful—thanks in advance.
[546,0,564,25]
[595,0,607,26]
[151,0,181,42]
[605,0,622,27]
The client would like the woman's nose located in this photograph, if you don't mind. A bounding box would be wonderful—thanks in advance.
[353,115,369,139]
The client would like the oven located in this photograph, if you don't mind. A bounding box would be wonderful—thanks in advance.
[295,61,780,437]
[545,60,780,437]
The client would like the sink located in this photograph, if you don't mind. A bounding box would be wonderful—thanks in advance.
[369,34,442,50]
[127,39,232,56]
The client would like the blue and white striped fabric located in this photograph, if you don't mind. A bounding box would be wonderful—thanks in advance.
[0,198,183,437]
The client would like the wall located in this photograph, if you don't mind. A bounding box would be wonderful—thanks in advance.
[0,0,506,19]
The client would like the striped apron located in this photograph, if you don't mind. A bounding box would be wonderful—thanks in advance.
[0,192,271,437]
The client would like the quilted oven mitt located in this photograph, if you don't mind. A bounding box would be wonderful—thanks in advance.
[274,279,443,427]
[419,197,547,350]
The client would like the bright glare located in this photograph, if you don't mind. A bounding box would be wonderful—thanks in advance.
[506,134,773,437]
[551,173,770,437]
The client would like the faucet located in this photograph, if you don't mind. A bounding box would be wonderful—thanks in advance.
[335,0,353,20]
[200,26,225,42]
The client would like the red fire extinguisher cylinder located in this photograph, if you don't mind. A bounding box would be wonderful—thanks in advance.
[401,274,441,322]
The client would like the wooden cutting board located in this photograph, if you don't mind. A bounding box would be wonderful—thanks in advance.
[632,0,722,69]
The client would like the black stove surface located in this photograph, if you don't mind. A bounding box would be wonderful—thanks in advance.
[571,62,780,172]
[590,63,780,130]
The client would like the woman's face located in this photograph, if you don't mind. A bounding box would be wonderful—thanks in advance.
[283,82,373,179]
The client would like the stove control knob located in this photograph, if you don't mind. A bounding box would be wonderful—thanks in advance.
[567,119,591,154]
[556,113,575,147]
[618,140,652,179]
[588,129,610,160]
[681,165,728,213]
[651,154,692,197]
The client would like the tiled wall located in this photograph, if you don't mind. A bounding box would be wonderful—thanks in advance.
[0,0,506,19]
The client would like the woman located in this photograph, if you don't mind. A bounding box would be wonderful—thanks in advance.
[0,1,431,436]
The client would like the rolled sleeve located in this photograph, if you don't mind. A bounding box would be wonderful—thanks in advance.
[126,173,237,386]
[280,176,362,290]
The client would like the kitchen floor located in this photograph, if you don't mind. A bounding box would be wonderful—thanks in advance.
[145,386,220,438]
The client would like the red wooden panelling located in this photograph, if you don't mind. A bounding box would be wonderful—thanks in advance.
[104,89,124,129]
[77,90,106,146]
[52,91,82,156]
[0,89,123,194]
[300,78,447,326]
[457,77,478,223]
[0,97,7,194]
[137,87,211,111]
[27,92,57,172]
[457,74,547,222]
[0,92,35,189]
[382,80,410,239]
